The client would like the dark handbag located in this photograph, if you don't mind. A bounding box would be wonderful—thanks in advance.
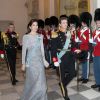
[76,51,88,62]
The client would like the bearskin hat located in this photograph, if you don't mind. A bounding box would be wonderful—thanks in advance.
[38,19,44,29]
[60,14,67,18]
[68,14,81,28]
[45,18,51,26]
[50,16,58,27]
[80,12,92,27]
[94,8,100,21]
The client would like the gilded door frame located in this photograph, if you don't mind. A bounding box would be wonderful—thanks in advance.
[88,0,90,12]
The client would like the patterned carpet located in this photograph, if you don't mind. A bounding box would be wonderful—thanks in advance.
[0,50,100,100]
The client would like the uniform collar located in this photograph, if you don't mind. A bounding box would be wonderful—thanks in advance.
[6,31,16,35]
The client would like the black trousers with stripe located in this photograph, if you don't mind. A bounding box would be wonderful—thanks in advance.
[59,51,76,99]
[6,47,17,83]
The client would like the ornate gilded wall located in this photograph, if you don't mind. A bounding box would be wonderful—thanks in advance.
[24,0,90,19]
[60,0,90,16]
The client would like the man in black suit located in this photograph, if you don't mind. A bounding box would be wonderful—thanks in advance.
[2,23,19,85]
[52,16,76,100]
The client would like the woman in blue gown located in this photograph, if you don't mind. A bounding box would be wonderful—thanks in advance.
[21,19,49,100]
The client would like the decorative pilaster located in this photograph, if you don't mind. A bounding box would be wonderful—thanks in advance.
[25,0,39,20]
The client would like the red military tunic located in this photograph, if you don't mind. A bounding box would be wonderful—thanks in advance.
[71,29,80,52]
[93,30,100,56]
[78,27,89,51]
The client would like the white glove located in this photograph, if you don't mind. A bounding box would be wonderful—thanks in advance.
[1,54,4,59]
[96,31,100,36]
[74,49,81,54]
[89,38,96,44]
[54,62,59,67]
[75,37,79,42]
[89,38,93,43]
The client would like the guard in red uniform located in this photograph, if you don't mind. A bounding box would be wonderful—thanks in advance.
[77,12,92,83]
[68,14,81,52]
[91,8,100,91]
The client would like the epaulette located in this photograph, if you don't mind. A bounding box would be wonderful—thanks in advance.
[16,33,19,39]
[51,31,58,38]
[1,32,8,45]
[1,32,7,39]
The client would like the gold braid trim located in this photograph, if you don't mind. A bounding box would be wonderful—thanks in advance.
[59,66,65,97]
[51,31,58,38]
[16,33,19,39]
[1,32,8,45]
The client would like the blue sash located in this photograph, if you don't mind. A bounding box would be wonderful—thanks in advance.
[57,31,71,63]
